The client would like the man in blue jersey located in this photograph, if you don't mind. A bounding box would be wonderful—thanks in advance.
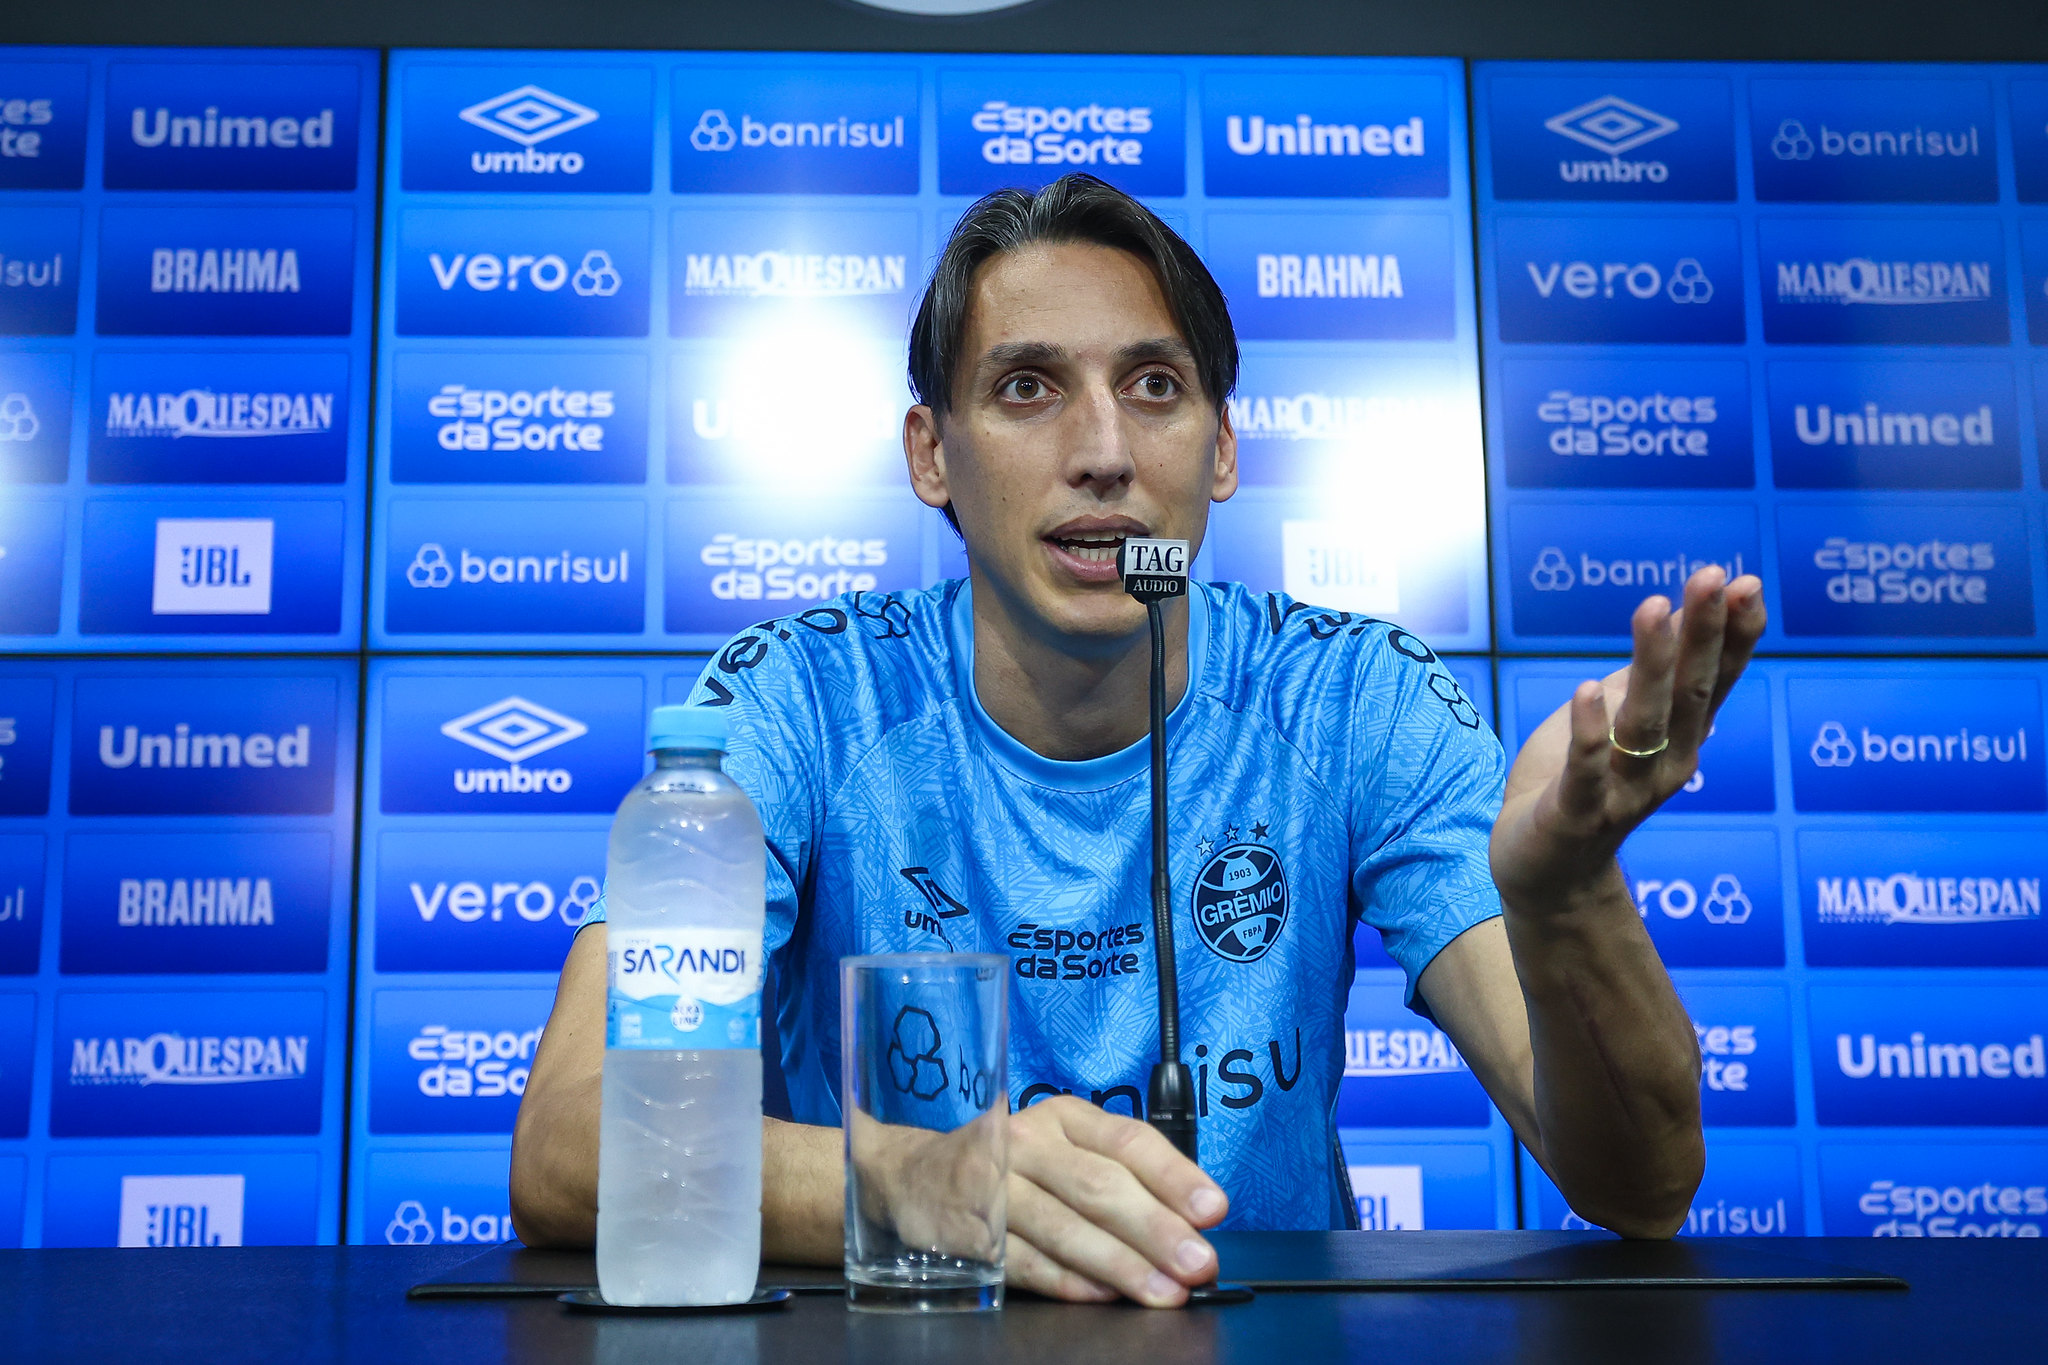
[512,174,1767,1306]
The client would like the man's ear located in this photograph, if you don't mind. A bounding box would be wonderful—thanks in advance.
[1211,402,1240,503]
[903,404,952,512]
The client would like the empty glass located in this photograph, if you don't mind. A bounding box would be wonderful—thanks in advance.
[840,953,1008,1313]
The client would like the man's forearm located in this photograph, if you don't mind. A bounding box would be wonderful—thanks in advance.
[1504,861,1703,1237]
[764,1117,845,1264]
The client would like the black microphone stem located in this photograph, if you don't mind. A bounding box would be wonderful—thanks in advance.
[1144,597,1197,1163]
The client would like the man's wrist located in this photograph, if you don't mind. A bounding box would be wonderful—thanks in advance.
[1496,859,1634,931]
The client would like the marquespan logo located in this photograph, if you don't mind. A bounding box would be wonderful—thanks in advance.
[1775,259,1992,306]
[1817,871,2041,925]
[1191,842,1289,964]
[1544,96,1679,157]
[105,388,333,440]
[69,1032,310,1085]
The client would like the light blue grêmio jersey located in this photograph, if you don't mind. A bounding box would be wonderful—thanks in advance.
[589,578,1506,1230]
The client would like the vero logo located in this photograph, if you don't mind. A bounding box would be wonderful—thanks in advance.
[439,696,586,763]
[458,86,597,147]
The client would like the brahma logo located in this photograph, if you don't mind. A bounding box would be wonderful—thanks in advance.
[117,877,276,928]
[1544,94,1678,185]
[1191,843,1290,964]
[439,696,586,795]
[69,1031,310,1086]
[148,248,301,295]
[458,85,596,174]
[1254,252,1401,300]
[118,1174,244,1248]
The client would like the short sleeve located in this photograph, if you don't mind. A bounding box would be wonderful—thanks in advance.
[570,632,821,950]
[1349,660,1507,1013]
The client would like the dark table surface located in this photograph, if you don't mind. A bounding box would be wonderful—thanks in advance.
[4,1233,2042,1364]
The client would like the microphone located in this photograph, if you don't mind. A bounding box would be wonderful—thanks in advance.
[1117,537,1196,1164]
[1119,537,1254,1308]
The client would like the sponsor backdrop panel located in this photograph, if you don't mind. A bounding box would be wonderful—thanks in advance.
[0,657,357,1246]
[346,657,657,1242]
[1476,62,2048,654]
[0,46,379,653]
[373,49,1489,653]
[1503,657,2048,1232]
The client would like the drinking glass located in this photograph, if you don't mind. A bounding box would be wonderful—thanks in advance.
[840,953,1008,1313]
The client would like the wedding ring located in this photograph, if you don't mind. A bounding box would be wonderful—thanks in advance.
[1609,722,1669,759]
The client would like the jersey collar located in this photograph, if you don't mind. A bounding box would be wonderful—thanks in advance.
[947,577,1211,792]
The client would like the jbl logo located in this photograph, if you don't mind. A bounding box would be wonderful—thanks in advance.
[118,1174,245,1247]
[181,544,254,588]
[1120,537,1189,601]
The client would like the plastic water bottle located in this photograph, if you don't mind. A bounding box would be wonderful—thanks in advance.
[598,704,764,1306]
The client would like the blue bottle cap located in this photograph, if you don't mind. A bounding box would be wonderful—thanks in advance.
[649,704,728,752]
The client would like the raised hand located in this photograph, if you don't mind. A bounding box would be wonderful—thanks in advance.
[1490,566,1767,910]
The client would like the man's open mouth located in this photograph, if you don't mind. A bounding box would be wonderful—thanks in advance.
[1049,533,1127,565]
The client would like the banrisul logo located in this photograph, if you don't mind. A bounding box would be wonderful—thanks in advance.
[1788,675,2045,814]
[69,673,338,817]
[376,829,603,973]
[1766,359,2020,491]
[390,351,645,486]
[395,208,648,338]
[384,497,644,637]
[0,205,80,336]
[938,67,1184,197]
[51,990,325,1136]
[1508,502,1758,640]
[1775,504,2034,640]
[1801,829,2048,969]
[672,66,917,194]
[379,671,643,816]
[1811,985,2048,1127]
[370,988,553,1134]
[400,63,651,193]
[1202,68,1447,198]
[103,59,361,191]
[89,350,349,486]
[1501,357,1752,490]
[1494,215,1743,344]
[1750,77,1996,203]
[0,349,73,484]
[1759,218,2007,345]
[95,205,355,338]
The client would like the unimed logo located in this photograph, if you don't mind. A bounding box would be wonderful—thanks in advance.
[1836,1031,2045,1082]
[1811,986,2048,1126]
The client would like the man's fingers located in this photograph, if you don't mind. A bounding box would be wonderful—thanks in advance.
[1707,575,1766,714]
[1052,1099,1228,1232]
[1558,680,1611,821]
[1004,1230,1117,1303]
[1665,566,1729,752]
[1007,1172,1189,1307]
[1609,593,1678,757]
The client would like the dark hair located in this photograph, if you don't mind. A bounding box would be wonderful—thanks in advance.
[908,175,1238,533]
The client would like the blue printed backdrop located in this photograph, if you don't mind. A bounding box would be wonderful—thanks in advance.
[4,49,2047,1249]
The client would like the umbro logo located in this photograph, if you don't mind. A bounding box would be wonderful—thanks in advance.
[440,696,588,763]
[1544,95,1678,157]
[459,86,599,147]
